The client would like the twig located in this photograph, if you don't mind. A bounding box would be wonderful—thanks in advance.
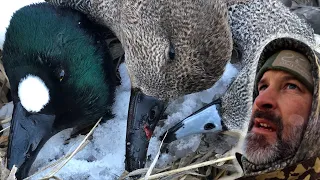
[0,60,9,88]
[185,171,208,177]
[39,175,62,180]
[138,156,235,180]
[123,166,171,179]
[23,140,90,180]
[7,165,17,180]
[0,117,12,125]
[144,131,168,180]
[40,117,102,179]
[214,169,226,180]
[0,126,10,134]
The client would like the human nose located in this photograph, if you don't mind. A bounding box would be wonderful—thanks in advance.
[254,87,278,110]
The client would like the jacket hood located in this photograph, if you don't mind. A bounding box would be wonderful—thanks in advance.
[241,38,320,176]
[223,0,320,176]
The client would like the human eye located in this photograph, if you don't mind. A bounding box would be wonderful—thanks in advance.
[258,84,268,91]
[285,83,300,90]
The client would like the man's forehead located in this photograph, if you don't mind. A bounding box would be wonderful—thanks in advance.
[259,70,300,83]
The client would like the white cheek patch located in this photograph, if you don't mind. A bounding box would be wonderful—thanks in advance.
[18,74,50,113]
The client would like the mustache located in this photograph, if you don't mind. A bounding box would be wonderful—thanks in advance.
[249,110,283,134]
[254,110,281,124]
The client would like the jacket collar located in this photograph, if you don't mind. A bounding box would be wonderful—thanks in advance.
[236,153,320,179]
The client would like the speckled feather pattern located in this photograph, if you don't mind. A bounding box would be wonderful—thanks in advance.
[45,0,320,175]
[46,0,233,100]
[222,0,315,130]
[295,0,319,6]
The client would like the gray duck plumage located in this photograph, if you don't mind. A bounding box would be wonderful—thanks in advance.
[46,0,233,100]
[43,0,235,173]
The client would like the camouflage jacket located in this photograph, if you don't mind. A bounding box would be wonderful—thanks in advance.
[236,153,320,180]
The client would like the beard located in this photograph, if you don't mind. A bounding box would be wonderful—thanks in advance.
[243,110,305,165]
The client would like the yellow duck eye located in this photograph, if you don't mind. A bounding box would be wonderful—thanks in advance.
[59,70,65,82]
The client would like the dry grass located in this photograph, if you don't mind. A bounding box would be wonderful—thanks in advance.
[120,133,241,180]
[0,49,16,179]
[138,156,236,180]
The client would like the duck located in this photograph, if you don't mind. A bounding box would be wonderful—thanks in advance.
[292,0,319,6]
[2,3,118,178]
[291,5,320,34]
[45,0,233,172]
[278,0,320,34]
[162,0,317,145]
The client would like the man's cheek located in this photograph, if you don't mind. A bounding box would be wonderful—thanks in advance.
[288,114,305,126]
[282,115,304,142]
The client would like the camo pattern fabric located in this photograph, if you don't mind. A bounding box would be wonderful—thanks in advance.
[237,156,320,180]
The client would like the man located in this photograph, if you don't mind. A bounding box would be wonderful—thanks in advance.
[236,43,320,179]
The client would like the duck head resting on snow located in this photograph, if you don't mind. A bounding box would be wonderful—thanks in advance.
[45,0,233,171]
[2,3,117,178]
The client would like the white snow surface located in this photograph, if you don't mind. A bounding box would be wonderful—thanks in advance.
[27,62,238,179]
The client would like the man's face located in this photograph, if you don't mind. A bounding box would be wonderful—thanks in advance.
[244,70,313,164]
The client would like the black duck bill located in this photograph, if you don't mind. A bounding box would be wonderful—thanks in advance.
[125,88,165,172]
[7,102,56,179]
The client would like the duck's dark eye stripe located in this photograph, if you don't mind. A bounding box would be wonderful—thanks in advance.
[169,42,175,60]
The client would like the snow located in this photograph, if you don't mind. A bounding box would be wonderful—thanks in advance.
[315,34,320,53]
[146,63,239,167]
[25,62,238,179]
[28,63,130,179]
